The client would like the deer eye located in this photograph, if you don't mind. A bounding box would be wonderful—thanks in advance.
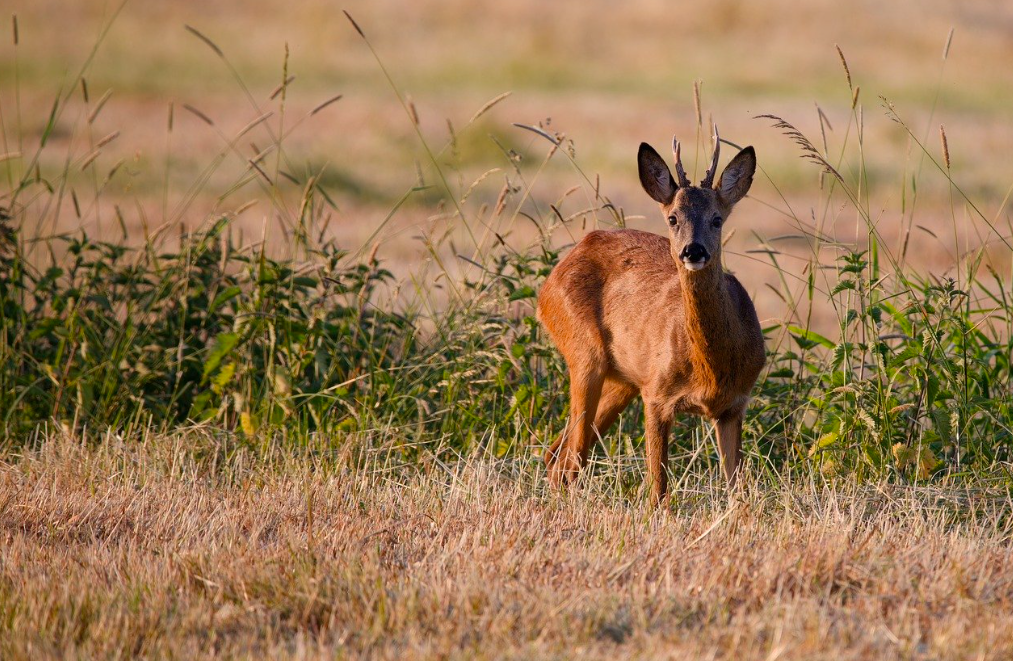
[667,215,678,226]
[711,215,723,228]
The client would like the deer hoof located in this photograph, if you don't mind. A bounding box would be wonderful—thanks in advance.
[547,456,581,488]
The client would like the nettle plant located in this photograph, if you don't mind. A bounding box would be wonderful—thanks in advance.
[749,93,1013,482]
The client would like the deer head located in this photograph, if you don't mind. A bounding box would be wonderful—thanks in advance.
[637,128,756,273]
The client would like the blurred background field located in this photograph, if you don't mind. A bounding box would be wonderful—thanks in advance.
[6,0,1013,327]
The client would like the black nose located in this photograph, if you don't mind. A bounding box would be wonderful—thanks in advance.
[680,243,710,263]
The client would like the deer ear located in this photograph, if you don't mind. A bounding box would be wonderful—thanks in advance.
[717,146,756,206]
[638,142,676,205]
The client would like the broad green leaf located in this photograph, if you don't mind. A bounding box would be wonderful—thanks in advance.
[810,431,838,456]
[508,286,537,302]
[831,280,856,296]
[202,332,239,380]
[210,286,242,313]
[212,362,236,394]
[787,325,835,349]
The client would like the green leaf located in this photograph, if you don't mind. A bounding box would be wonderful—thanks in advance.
[831,280,856,296]
[787,325,835,350]
[210,286,242,313]
[212,362,236,394]
[817,430,838,449]
[39,96,59,147]
[888,344,920,367]
[508,286,537,302]
[931,409,951,444]
[926,373,939,410]
[831,342,854,368]
[203,332,240,380]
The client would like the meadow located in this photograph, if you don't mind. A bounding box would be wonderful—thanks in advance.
[3,0,1013,658]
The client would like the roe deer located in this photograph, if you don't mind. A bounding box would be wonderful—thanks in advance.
[538,129,765,505]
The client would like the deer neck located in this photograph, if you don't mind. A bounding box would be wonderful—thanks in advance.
[679,265,737,382]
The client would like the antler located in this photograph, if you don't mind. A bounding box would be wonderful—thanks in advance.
[700,124,721,189]
[671,136,691,188]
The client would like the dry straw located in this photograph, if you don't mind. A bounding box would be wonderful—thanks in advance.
[96,130,119,148]
[182,103,214,126]
[87,89,112,124]
[342,10,365,38]
[4,434,1013,658]
[407,95,420,126]
[269,75,295,101]
[939,124,950,170]
[469,91,512,125]
[836,44,852,90]
[79,148,102,171]
[493,182,510,217]
[693,80,703,127]
[311,94,343,116]
[184,24,223,58]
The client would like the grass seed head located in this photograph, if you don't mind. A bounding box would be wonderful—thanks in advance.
[939,124,951,170]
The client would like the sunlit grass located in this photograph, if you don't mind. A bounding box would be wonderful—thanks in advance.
[2,430,1012,659]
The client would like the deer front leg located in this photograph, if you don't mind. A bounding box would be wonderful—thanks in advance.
[714,412,743,487]
[644,401,672,506]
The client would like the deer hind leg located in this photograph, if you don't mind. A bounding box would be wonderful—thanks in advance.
[545,376,637,469]
[592,377,639,439]
[546,363,606,488]
[715,411,744,487]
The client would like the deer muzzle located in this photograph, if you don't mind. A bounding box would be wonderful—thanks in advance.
[679,243,710,271]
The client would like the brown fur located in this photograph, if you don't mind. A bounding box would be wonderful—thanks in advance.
[538,140,765,505]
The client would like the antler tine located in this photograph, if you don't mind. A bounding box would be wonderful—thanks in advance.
[701,124,721,188]
[672,135,690,188]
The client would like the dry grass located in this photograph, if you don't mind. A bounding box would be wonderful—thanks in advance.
[3,431,1012,659]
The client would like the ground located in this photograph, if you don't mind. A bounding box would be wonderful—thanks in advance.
[2,432,1011,659]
